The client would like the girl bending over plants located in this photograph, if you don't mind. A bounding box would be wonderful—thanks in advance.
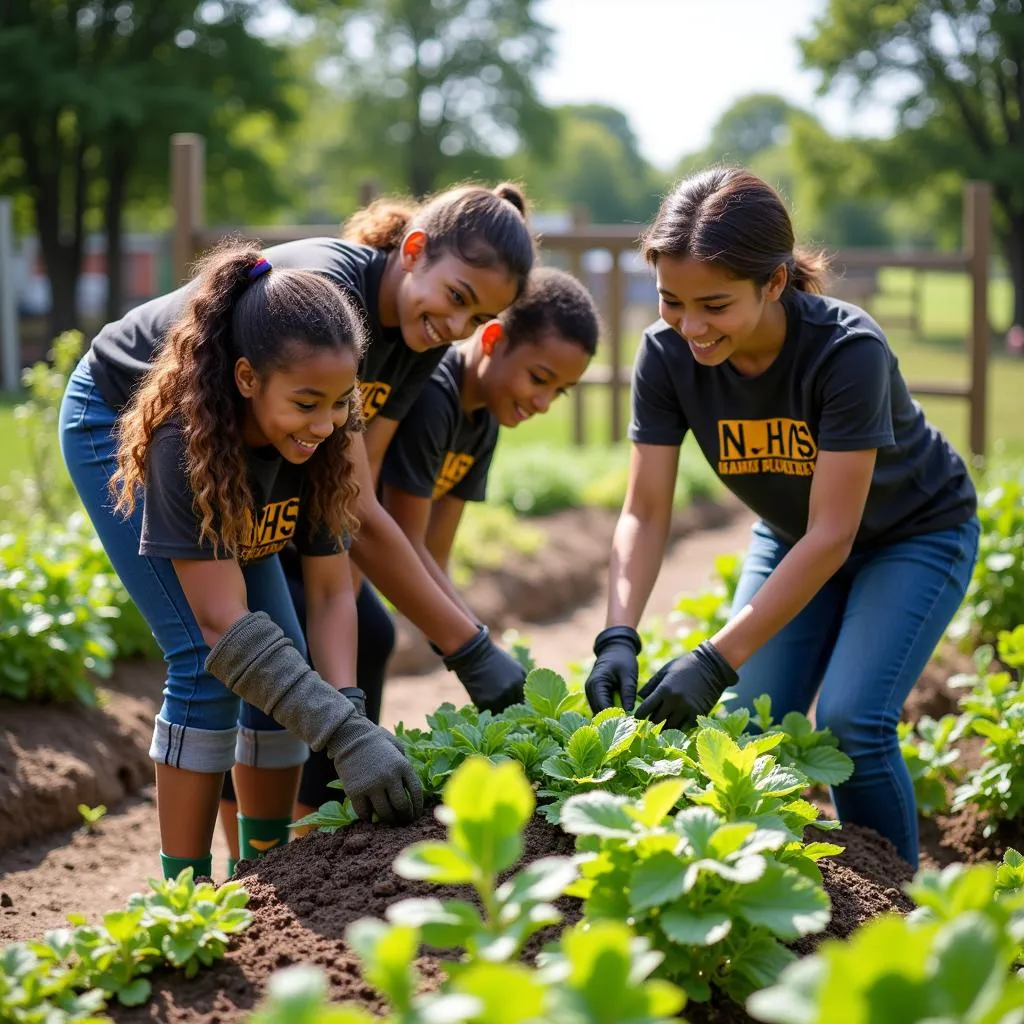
[586,168,980,868]
[59,243,423,881]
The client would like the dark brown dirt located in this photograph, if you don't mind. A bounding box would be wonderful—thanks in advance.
[0,659,160,852]
[107,811,915,1024]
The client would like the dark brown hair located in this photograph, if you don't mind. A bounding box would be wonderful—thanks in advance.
[501,267,601,357]
[111,241,367,558]
[641,167,828,294]
[344,182,534,298]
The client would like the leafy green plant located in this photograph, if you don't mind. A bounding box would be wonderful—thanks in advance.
[0,869,251,1021]
[951,466,1024,646]
[749,697,854,788]
[332,757,685,1024]
[747,860,1024,1024]
[77,804,107,832]
[897,713,963,816]
[950,628,1024,831]
[562,779,833,1004]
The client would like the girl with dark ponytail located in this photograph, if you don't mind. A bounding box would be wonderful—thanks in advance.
[61,242,422,880]
[585,167,979,868]
[61,182,533,877]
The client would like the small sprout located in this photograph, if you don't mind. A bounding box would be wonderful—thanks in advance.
[78,804,108,832]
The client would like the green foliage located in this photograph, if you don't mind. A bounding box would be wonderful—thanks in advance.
[562,781,833,1004]
[896,714,962,817]
[449,504,545,588]
[747,859,1024,1024]
[0,869,251,1022]
[950,628,1024,831]
[282,758,685,1024]
[952,468,1024,647]
[800,0,1024,323]
[485,443,718,517]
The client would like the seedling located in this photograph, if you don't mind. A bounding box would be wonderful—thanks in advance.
[77,804,107,832]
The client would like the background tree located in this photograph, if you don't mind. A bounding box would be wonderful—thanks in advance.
[308,0,556,197]
[801,0,1024,326]
[0,0,298,332]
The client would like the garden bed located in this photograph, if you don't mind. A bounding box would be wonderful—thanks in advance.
[108,815,915,1024]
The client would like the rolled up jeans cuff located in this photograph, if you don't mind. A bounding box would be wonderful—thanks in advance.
[235,725,309,769]
[149,714,237,773]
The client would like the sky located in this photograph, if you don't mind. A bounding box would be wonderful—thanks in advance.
[534,0,900,170]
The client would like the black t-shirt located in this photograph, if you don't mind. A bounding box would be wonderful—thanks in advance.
[629,289,976,548]
[139,420,343,564]
[87,238,445,423]
[380,346,499,503]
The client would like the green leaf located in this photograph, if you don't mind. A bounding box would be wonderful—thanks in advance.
[566,726,606,776]
[560,791,635,837]
[708,821,757,859]
[524,668,569,717]
[732,863,831,939]
[387,898,481,950]
[929,914,1007,1017]
[449,962,546,1024]
[629,851,688,912]
[344,919,418,1009]
[497,857,578,905]
[394,842,476,884]
[116,977,152,1006]
[596,714,638,758]
[659,907,732,946]
[627,777,690,827]
[103,907,144,943]
[792,746,854,786]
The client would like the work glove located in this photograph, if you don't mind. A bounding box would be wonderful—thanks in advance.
[441,626,525,713]
[207,612,422,824]
[634,641,738,731]
[585,625,642,713]
[341,686,405,754]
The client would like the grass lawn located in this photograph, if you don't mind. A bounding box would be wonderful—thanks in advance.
[0,394,30,499]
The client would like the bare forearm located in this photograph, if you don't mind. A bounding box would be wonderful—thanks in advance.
[305,594,357,690]
[605,510,672,629]
[350,505,477,653]
[415,539,476,622]
[713,531,851,669]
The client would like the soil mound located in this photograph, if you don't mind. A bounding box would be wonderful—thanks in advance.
[111,814,915,1024]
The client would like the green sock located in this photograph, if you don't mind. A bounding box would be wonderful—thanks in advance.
[160,852,213,881]
[237,814,291,861]
[227,857,238,877]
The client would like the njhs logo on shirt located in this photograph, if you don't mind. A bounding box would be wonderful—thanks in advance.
[239,498,300,562]
[717,418,817,477]
[360,381,392,423]
[432,451,475,499]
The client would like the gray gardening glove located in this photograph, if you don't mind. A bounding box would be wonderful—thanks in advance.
[340,687,405,754]
[207,613,422,824]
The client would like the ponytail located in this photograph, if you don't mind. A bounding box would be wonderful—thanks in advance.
[342,181,534,296]
[111,240,366,558]
[789,247,829,295]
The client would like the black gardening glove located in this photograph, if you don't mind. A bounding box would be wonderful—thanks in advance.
[442,626,525,713]
[634,641,738,731]
[585,626,642,714]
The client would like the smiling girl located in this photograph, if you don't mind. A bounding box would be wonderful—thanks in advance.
[59,244,423,879]
[585,167,979,867]
[61,183,533,875]
[291,268,600,817]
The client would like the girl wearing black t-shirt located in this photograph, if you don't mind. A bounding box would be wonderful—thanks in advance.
[61,185,534,877]
[60,243,422,880]
[585,168,979,867]
[290,269,600,818]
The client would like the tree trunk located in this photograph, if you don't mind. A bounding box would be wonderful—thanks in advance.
[104,139,132,323]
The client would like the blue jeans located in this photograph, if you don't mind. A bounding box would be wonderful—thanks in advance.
[58,359,308,773]
[726,517,979,867]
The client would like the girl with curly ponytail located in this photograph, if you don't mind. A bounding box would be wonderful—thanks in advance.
[61,180,538,877]
[60,242,426,881]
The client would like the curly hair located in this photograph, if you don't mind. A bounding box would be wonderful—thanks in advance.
[110,241,367,559]
[641,166,829,295]
[501,267,601,356]
[343,182,534,298]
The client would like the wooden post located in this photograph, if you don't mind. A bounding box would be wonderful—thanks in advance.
[170,134,205,286]
[568,204,589,446]
[964,181,991,463]
[607,246,625,442]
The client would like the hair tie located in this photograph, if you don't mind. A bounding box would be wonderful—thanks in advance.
[248,258,272,280]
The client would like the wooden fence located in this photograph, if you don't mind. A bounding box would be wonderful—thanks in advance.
[170,133,993,460]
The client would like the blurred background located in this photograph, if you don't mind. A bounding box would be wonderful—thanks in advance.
[0,0,1022,460]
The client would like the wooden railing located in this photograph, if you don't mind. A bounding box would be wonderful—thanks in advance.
[170,133,992,459]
